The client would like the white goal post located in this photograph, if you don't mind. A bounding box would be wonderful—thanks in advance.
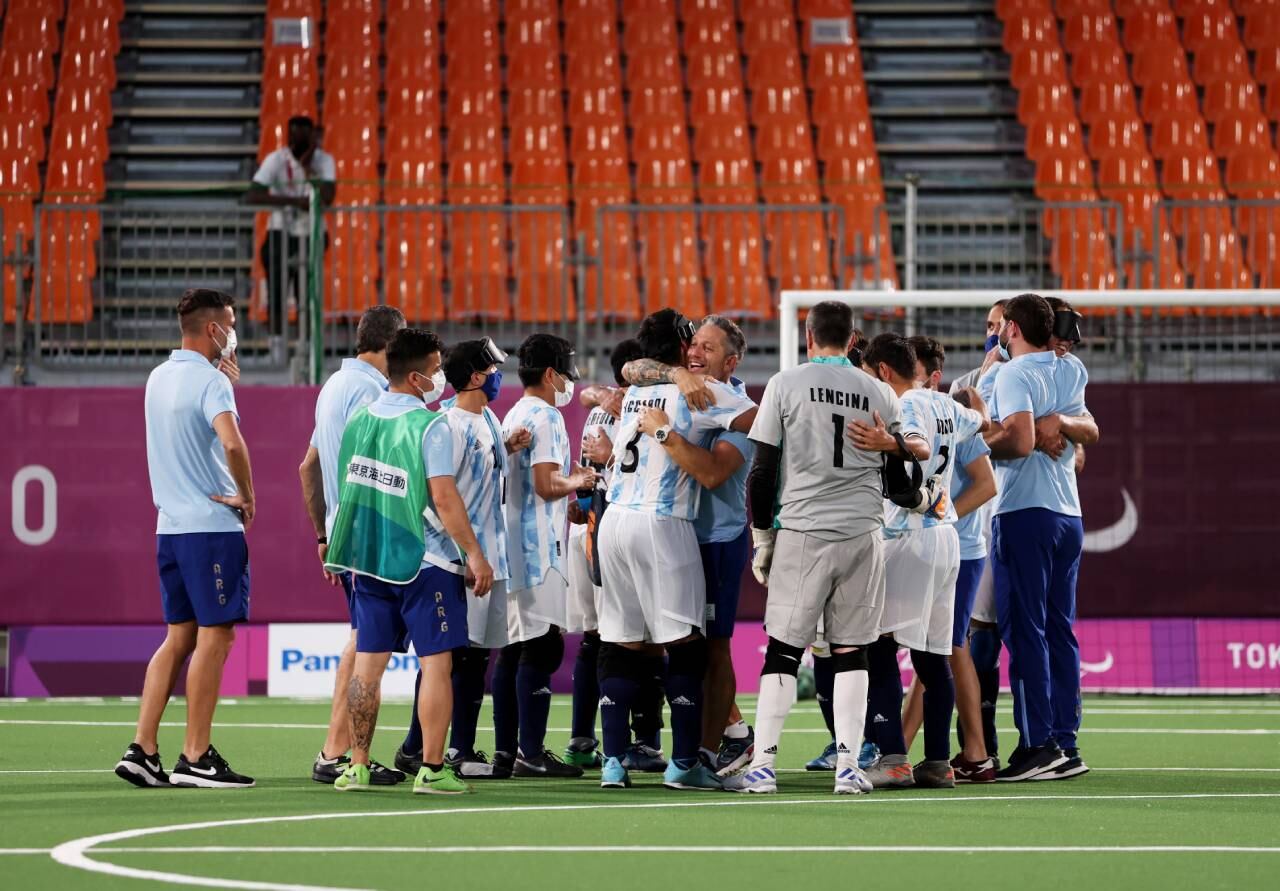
[778,289,1280,371]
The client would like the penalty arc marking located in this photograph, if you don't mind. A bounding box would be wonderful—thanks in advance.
[49,793,1280,891]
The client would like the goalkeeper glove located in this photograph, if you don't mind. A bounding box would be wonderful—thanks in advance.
[751,527,776,586]
[910,474,947,516]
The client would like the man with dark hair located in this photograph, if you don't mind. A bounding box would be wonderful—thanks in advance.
[495,334,598,778]
[597,309,757,791]
[325,328,490,795]
[983,293,1098,781]
[392,338,528,781]
[909,335,946,390]
[726,302,893,795]
[116,290,256,789]
[950,300,1008,394]
[246,115,336,341]
[299,305,408,786]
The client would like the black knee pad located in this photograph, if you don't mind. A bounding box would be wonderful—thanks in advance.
[598,642,647,681]
[665,636,708,676]
[760,637,805,677]
[910,650,953,687]
[452,646,490,676]
[868,636,901,676]
[829,647,868,674]
[578,633,602,660]
[520,631,565,675]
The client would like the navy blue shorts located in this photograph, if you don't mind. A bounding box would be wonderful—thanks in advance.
[354,565,469,657]
[953,557,987,647]
[157,532,250,627]
[340,572,358,629]
[700,526,750,639]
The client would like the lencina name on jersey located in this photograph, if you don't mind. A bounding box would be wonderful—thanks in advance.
[808,387,870,411]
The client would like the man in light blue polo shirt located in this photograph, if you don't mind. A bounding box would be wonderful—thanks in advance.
[298,305,410,786]
[115,288,256,790]
[983,293,1099,783]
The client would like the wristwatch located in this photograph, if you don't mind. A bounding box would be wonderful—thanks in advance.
[654,424,672,444]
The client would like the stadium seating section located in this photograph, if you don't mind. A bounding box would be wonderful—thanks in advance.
[3,0,1279,327]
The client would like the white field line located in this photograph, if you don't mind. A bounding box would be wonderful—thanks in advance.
[48,793,1280,891]
[4,719,1280,735]
[7,766,1280,776]
[88,844,1280,855]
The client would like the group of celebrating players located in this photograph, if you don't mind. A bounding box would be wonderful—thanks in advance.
[116,288,1095,795]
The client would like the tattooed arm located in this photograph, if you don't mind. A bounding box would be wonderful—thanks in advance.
[621,359,714,411]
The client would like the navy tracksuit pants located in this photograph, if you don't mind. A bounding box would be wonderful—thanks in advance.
[992,507,1084,752]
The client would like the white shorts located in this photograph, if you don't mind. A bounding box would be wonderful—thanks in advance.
[879,525,960,656]
[507,569,568,644]
[970,554,997,625]
[467,580,509,650]
[597,507,704,645]
[565,524,600,634]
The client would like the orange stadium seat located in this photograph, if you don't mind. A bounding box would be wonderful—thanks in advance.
[446,88,502,124]
[1002,13,1057,55]
[1181,6,1239,53]
[1243,9,1280,51]
[1149,114,1210,158]
[687,48,742,90]
[49,115,107,164]
[1213,111,1273,157]
[697,153,758,204]
[806,47,861,89]
[1079,81,1138,124]
[690,84,746,123]
[1121,8,1178,52]
[1017,82,1074,124]
[567,86,622,127]
[1025,116,1086,163]
[623,19,678,55]
[1061,11,1121,53]
[1086,112,1145,158]
[812,83,870,125]
[1130,41,1191,87]
[385,54,439,91]
[384,212,445,322]
[383,156,443,206]
[1200,79,1262,122]
[743,15,798,55]
[59,47,116,91]
[2,83,50,128]
[512,212,572,322]
[760,155,821,204]
[636,212,705,318]
[326,213,380,318]
[512,122,568,162]
[386,86,440,124]
[1253,47,1280,91]
[446,210,510,321]
[702,213,770,319]
[510,87,564,125]
[1140,80,1201,121]
[766,211,834,291]
[1010,46,1069,89]
[0,113,45,162]
[1193,43,1251,85]
[757,119,814,161]
[635,155,695,204]
[631,86,684,125]
[693,119,750,159]
[566,49,623,90]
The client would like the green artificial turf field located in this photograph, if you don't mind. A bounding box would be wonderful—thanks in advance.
[1,693,1278,890]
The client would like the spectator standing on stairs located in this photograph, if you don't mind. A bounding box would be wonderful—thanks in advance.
[245,115,336,353]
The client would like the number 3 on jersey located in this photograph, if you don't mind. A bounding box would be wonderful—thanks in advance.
[619,430,642,474]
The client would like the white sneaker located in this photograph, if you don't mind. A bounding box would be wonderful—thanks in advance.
[834,764,873,795]
[723,766,776,794]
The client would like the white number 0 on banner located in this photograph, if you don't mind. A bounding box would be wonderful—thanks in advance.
[12,465,57,546]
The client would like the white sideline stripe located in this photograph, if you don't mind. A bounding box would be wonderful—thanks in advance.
[5,719,1280,736]
[773,767,1280,774]
[0,769,108,774]
[785,707,1280,717]
[0,849,52,855]
[89,845,1280,855]
[49,792,1280,891]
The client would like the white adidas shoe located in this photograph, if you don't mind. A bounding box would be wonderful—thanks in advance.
[834,764,874,795]
[723,766,777,794]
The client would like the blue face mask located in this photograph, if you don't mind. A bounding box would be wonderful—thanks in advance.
[480,370,502,403]
[984,333,999,353]
[997,336,1011,363]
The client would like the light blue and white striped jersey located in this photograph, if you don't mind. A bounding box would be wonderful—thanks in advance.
[694,378,754,544]
[989,351,1088,517]
[423,406,509,580]
[145,350,243,534]
[607,380,755,522]
[884,387,985,537]
[310,357,388,537]
[502,395,572,591]
[579,405,618,488]
[951,431,993,560]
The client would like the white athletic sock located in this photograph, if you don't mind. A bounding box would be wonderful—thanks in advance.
[833,668,870,772]
[750,673,796,771]
[723,719,749,740]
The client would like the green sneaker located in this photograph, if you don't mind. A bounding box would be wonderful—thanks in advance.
[564,737,603,769]
[334,762,372,792]
[413,764,472,795]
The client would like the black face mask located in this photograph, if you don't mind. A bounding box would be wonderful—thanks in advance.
[289,138,312,161]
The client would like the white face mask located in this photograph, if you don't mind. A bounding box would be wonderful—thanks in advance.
[554,374,575,408]
[417,369,446,405]
[214,324,237,360]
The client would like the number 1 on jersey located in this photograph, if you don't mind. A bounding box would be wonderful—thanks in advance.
[832,413,844,468]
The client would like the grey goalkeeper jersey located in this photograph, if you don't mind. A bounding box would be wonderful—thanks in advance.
[748,359,901,541]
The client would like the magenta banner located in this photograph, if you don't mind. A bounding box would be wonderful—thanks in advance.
[2,384,1278,625]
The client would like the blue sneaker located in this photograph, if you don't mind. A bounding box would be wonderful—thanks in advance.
[805,740,837,771]
[715,726,755,777]
[600,756,631,789]
[858,741,880,770]
[723,765,777,793]
[662,760,723,791]
[621,743,667,773]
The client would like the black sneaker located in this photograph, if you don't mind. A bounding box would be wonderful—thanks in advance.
[394,745,423,776]
[447,748,507,780]
[369,759,406,785]
[1031,747,1090,781]
[311,750,351,784]
[115,743,169,788]
[490,750,515,779]
[995,744,1068,783]
[170,746,255,789]
[513,749,585,778]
